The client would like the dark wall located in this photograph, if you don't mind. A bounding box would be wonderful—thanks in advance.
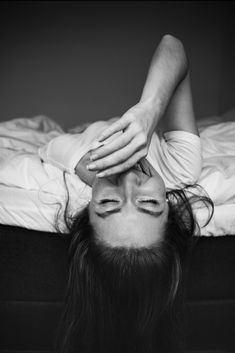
[0,1,234,129]
[219,7,235,114]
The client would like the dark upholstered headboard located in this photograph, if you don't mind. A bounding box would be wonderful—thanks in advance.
[0,225,234,352]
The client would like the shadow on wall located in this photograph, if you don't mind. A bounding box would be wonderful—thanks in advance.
[0,1,234,129]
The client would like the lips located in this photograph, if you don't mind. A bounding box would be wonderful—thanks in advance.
[132,162,143,172]
[124,162,152,181]
[136,159,153,177]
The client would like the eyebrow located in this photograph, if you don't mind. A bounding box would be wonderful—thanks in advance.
[95,207,163,219]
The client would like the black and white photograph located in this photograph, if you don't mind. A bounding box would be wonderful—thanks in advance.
[0,1,234,353]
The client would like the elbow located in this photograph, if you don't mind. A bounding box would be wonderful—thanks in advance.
[161,34,189,74]
[161,34,184,51]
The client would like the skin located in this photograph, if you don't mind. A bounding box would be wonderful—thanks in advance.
[86,35,198,178]
[88,158,169,248]
[75,35,198,247]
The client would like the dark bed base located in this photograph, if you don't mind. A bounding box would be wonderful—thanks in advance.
[0,225,234,353]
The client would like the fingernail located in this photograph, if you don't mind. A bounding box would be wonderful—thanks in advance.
[96,172,105,178]
[90,154,98,161]
[87,163,96,170]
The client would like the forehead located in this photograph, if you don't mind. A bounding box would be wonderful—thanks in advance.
[89,207,168,248]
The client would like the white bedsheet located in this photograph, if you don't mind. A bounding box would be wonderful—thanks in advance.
[0,111,235,236]
[195,110,235,235]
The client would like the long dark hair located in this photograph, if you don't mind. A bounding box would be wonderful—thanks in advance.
[54,181,213,353]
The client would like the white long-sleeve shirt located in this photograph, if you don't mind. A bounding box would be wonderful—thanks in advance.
[0,115,202,233]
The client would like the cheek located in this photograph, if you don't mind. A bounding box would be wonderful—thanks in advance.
[88,212,113,244]
[150,178,166,197]
[91,178,105,198]
[88,204,99,230]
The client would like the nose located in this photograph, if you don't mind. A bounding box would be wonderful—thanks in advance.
[117,169,146,192]
[113,170,140,202]
[120,169,141,183]
[107,168,149,188]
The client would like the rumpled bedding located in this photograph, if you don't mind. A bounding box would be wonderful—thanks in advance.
[194,110,235,235]
[0,110,235,236]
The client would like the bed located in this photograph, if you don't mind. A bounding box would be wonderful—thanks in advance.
[0,111,235,353]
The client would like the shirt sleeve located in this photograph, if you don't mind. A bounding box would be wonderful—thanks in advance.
[38,121,110,174]
[147,130,202,189]
[38,119,122,174]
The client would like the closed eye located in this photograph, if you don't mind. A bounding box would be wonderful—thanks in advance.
[99,199,119,204]
[139,199,159,205]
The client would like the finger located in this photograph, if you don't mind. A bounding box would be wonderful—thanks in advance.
[96,150,146,178]
[97,114,133,142]
[87,136,147,171]
[90,129,134,161]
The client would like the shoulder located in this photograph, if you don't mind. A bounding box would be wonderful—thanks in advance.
[149,129,201,153]
[147,130,202,188]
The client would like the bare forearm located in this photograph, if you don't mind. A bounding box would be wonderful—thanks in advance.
[85,35,196,178]
[139,34,189,128]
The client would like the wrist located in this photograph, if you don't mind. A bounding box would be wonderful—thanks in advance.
[138,96,164,128]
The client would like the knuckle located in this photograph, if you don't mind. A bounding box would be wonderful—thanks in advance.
[104,168,115,177]
[106,154,126,167]
[132,121,141,133]
[98,158,110,169]
[114,121,122,130]
[126,112,135,123]
[97,161,105,169]
[122,133,131,144]
[138,133,147,146]
[107,165,122,176]
[116,154,128,164]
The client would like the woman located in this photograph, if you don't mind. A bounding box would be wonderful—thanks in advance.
[48,35,212,353]
[0,35,213,352]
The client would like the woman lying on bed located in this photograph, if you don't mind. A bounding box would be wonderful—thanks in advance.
[0,35,213,353]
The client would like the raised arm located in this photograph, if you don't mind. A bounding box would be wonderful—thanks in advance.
[85,35,198,177]
[139,34,198,136]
